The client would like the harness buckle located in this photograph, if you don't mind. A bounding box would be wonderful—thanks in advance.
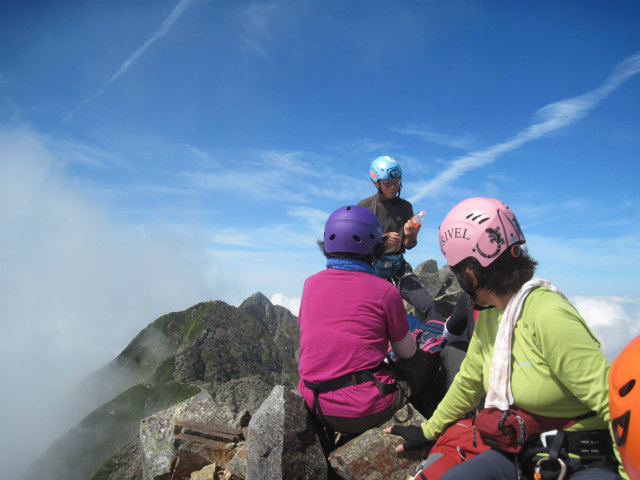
[540,430,558,448]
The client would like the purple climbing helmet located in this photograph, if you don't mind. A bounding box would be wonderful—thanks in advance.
[324,205,383,255]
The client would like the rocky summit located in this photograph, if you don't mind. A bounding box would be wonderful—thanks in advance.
[25,260,461,480]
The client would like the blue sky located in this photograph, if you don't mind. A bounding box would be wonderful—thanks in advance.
[1,0,640,474]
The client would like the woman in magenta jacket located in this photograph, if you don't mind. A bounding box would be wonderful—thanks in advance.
[298,205,440,436]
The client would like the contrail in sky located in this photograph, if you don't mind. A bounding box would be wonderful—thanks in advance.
[109,0,193,84]
[61,0,193,124]
[409,50,640,204]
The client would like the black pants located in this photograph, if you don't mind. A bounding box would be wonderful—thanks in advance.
[392,261,444,321]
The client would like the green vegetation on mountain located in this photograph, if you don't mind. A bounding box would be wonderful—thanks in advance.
[27,293,300,480]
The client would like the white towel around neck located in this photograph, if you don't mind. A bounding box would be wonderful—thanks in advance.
[484,278,568,411]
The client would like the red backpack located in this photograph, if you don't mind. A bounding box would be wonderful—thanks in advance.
[413,417,490,480]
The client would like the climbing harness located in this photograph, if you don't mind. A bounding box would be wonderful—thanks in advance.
[303,360,396,433]
[374,253,405,278]
[519,428,618,480]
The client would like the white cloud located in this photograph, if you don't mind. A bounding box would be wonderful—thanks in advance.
[271,292,301,316]
[0,126,216,478]
[184,150,321,203]
[238,2,281,59]
[571,295,640,361]
[287,206,331,234]
[201,239,320,306]
[183,149,367,204]
[49,136,132,171]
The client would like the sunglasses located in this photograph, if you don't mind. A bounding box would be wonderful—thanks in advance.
[379,178,401,186]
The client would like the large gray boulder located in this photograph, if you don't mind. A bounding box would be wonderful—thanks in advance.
[140,391,234,480]
[328,404,428,480]
[211,375,278,416]
[411,260,462,318]
[226,442,248,479]
[246,386,326,480]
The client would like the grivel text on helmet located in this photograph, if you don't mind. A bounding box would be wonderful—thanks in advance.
[440,227,471,249]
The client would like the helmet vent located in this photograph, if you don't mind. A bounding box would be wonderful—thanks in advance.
[465,213,490,224]
[329,234,336,241]
[352,235,362,243]
[620,379,636,397]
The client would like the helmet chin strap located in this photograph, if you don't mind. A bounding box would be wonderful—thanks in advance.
[471,300,494,311]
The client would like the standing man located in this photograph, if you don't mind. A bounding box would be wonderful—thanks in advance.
[358,155,443,322]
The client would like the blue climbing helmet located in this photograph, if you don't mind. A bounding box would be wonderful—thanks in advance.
[323,205,383,255]
[369,155,402,182]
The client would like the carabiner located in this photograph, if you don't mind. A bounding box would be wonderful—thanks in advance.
[534,456,567,480]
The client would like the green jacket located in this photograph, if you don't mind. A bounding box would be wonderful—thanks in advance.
[421,288,627,478]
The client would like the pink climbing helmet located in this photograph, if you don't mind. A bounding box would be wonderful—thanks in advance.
[439,197,526,268]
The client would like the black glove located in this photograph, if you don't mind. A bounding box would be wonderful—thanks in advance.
[388,425,431,451]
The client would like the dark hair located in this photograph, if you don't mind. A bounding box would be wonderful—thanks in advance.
[317,240,385,265]
[452,246,537,296]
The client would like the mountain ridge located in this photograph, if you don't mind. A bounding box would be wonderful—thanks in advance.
[25,292,300,480]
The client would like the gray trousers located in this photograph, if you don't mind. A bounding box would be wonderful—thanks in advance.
[441,448,622,480]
